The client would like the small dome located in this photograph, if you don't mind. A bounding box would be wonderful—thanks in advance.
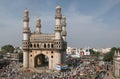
[24,8,28,12]
[37,17,40,21]
[56,5,61,9]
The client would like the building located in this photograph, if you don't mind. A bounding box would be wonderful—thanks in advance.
[80,48,90,56]
[22,5,67,69]
[93,48,111,54]
[66,47,73,55]
[113,51,120,78]
[66,47,90,58]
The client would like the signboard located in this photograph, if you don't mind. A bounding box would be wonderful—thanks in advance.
[55,64,68,70]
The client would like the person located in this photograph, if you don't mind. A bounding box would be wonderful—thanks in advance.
[107,72,109,76]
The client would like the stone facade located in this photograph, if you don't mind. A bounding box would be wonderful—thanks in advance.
[113,51,120,78]
[22,5,67,69]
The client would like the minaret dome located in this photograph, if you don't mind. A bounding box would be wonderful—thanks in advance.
[35,17,41,33]
[56,5,61,9]
[24,9,29,16]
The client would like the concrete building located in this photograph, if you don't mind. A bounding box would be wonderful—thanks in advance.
[66,47,73,55]
[22,5,67,69]
[66,47,79,57]
[81,48,90,56]
[66,47,90,58]
[94,48,111,54]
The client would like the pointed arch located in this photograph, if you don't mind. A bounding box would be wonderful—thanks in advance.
[34,54,49,67]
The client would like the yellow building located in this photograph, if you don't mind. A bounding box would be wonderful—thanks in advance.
[22,5,67,70]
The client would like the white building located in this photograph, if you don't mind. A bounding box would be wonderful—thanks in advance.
[66,47,73,55]
[66,47,90,58]
[101,48,111,54]
[93,48,111,54]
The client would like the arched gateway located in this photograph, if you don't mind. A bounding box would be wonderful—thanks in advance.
[22,5,67,70]
[34,54,48,67]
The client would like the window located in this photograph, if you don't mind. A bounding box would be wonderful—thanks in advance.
[44,44,46,48]
[34,44,36,48]
[51,56,53,58]
[51,44,54,48]
[51,51,53,54]
[48,44,50,48]
[30,44,32,47]
[37,44,39,48]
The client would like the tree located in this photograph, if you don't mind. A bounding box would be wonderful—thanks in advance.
[89,49,100,57]
[103,53,111,61]
[103,47,118,62]
[1,44,14,53]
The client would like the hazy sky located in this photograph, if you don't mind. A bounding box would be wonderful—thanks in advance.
[0,0,120,48]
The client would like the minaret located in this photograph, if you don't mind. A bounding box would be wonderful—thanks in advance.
[114,51,117,56]
[118,51,120,56]
[61,16,67,41]
[23,9,30,40]
[54,5,62,40]
[53,5,63,66]
[23,9,30,68]
[35,17,41,34]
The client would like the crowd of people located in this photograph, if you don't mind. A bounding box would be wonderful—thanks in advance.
[0,58,107,79]
[0,61,88,79]
[25,62,103,79]
[29,71,80,79]
[0,61,23,79]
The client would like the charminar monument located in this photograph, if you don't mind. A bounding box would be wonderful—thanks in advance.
[22,5,67,70]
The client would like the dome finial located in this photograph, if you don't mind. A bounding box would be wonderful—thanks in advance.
[56,4,61,9]
[24,8,28,12]
[37,17,40,21]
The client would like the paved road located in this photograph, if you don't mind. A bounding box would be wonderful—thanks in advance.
[103,71,115,79]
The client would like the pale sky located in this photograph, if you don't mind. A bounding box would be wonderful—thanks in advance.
[0,0,120,48]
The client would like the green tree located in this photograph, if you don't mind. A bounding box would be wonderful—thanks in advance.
[1,44,14,53]
[103,47,118,62]
[103,53,111,61]
[89,49,100,57]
